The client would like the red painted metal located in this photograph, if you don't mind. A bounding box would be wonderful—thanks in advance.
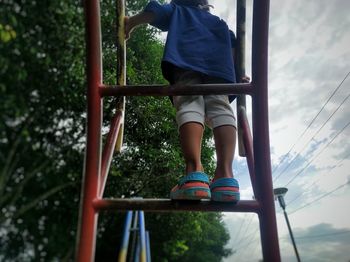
[238,106,256,195]
[251,0,281,260]
[99,83,253,97]
[93,199,260,213]
[236,0,247,157]
[99,110,123,197]
[115,0,126,152]
[75,0,103,261]
[76,0,281,261]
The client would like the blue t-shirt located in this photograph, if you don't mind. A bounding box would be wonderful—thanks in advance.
[144,1,237,84]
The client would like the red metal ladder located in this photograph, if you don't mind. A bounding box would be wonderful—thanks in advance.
[76,0,281,261]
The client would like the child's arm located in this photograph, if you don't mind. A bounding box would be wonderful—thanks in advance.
[125,12,156,39]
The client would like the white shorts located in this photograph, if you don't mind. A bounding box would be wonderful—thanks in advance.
[172,69,237,129]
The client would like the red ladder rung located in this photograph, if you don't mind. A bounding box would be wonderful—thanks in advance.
[99,83,253,97]
[93,198,260,213]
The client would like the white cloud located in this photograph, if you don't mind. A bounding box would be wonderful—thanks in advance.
[214,0,350,260]
[279,223,350,262]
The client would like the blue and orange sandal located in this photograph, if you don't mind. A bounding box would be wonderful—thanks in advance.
[210,177,240,203]
[170,172,211,200]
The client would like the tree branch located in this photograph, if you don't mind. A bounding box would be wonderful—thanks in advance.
[9,161,50,207]
[0,181,76,224]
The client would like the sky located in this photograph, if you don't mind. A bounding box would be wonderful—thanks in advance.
[207,0,350,261]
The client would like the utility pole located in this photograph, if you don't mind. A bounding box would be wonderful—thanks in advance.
[274,187,301,262]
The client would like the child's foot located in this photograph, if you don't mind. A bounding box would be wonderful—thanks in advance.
[210,177,240,203]
[170,172,211,200]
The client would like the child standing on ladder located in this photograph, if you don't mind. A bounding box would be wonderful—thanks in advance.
[125,0,240,202]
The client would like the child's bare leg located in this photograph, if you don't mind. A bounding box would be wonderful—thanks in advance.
[213,125,236,180]
[170,121,210,201]
[179,122,204,174]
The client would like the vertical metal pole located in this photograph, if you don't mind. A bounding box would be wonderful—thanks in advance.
[146,231,151,262]
[283,210,301,262]
[118,211,134,262]
[238,107,256,196]
[116,0,126,152]
[251,0,281,261]
[129,211,139,262]
[276,195,301,262]
[236,0,247,156]
[138,211,147,262]
[133,237,141,262]
[76,0,103,261]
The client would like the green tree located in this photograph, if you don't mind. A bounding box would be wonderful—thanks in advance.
[0,0,86,260]
[0,0,232,261]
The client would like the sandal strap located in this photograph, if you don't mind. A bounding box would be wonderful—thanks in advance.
[179,172,209,186]
[210,178,239,189]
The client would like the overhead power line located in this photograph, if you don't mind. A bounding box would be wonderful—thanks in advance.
[294,230,350,240]
[233,214,256,250]
[284,120,350,187]
[232,227,260,255]
[279,229,350,241]
[289,179,350,215]
[233,213,248,249]
[274,91,350,183]
[234,228,259,251]
[286,152,350,207]
[272,70,350,182]
[233,71,350,259]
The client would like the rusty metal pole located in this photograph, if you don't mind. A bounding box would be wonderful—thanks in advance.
[115,0,126,152]
[99,0,126,198]
[236,0,247,157]
[76,0,103,261]
[251,0,281,260]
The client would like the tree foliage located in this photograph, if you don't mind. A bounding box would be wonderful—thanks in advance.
[0,0,85,260]
[0,0,232,261]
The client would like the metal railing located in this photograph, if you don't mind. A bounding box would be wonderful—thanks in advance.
[119,210,151,262]
[76,0,281,261]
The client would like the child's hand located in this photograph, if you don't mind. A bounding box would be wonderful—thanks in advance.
[241,75,250,83]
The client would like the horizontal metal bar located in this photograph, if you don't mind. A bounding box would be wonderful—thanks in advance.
[100,83,253,97]
[93,198,260,213]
